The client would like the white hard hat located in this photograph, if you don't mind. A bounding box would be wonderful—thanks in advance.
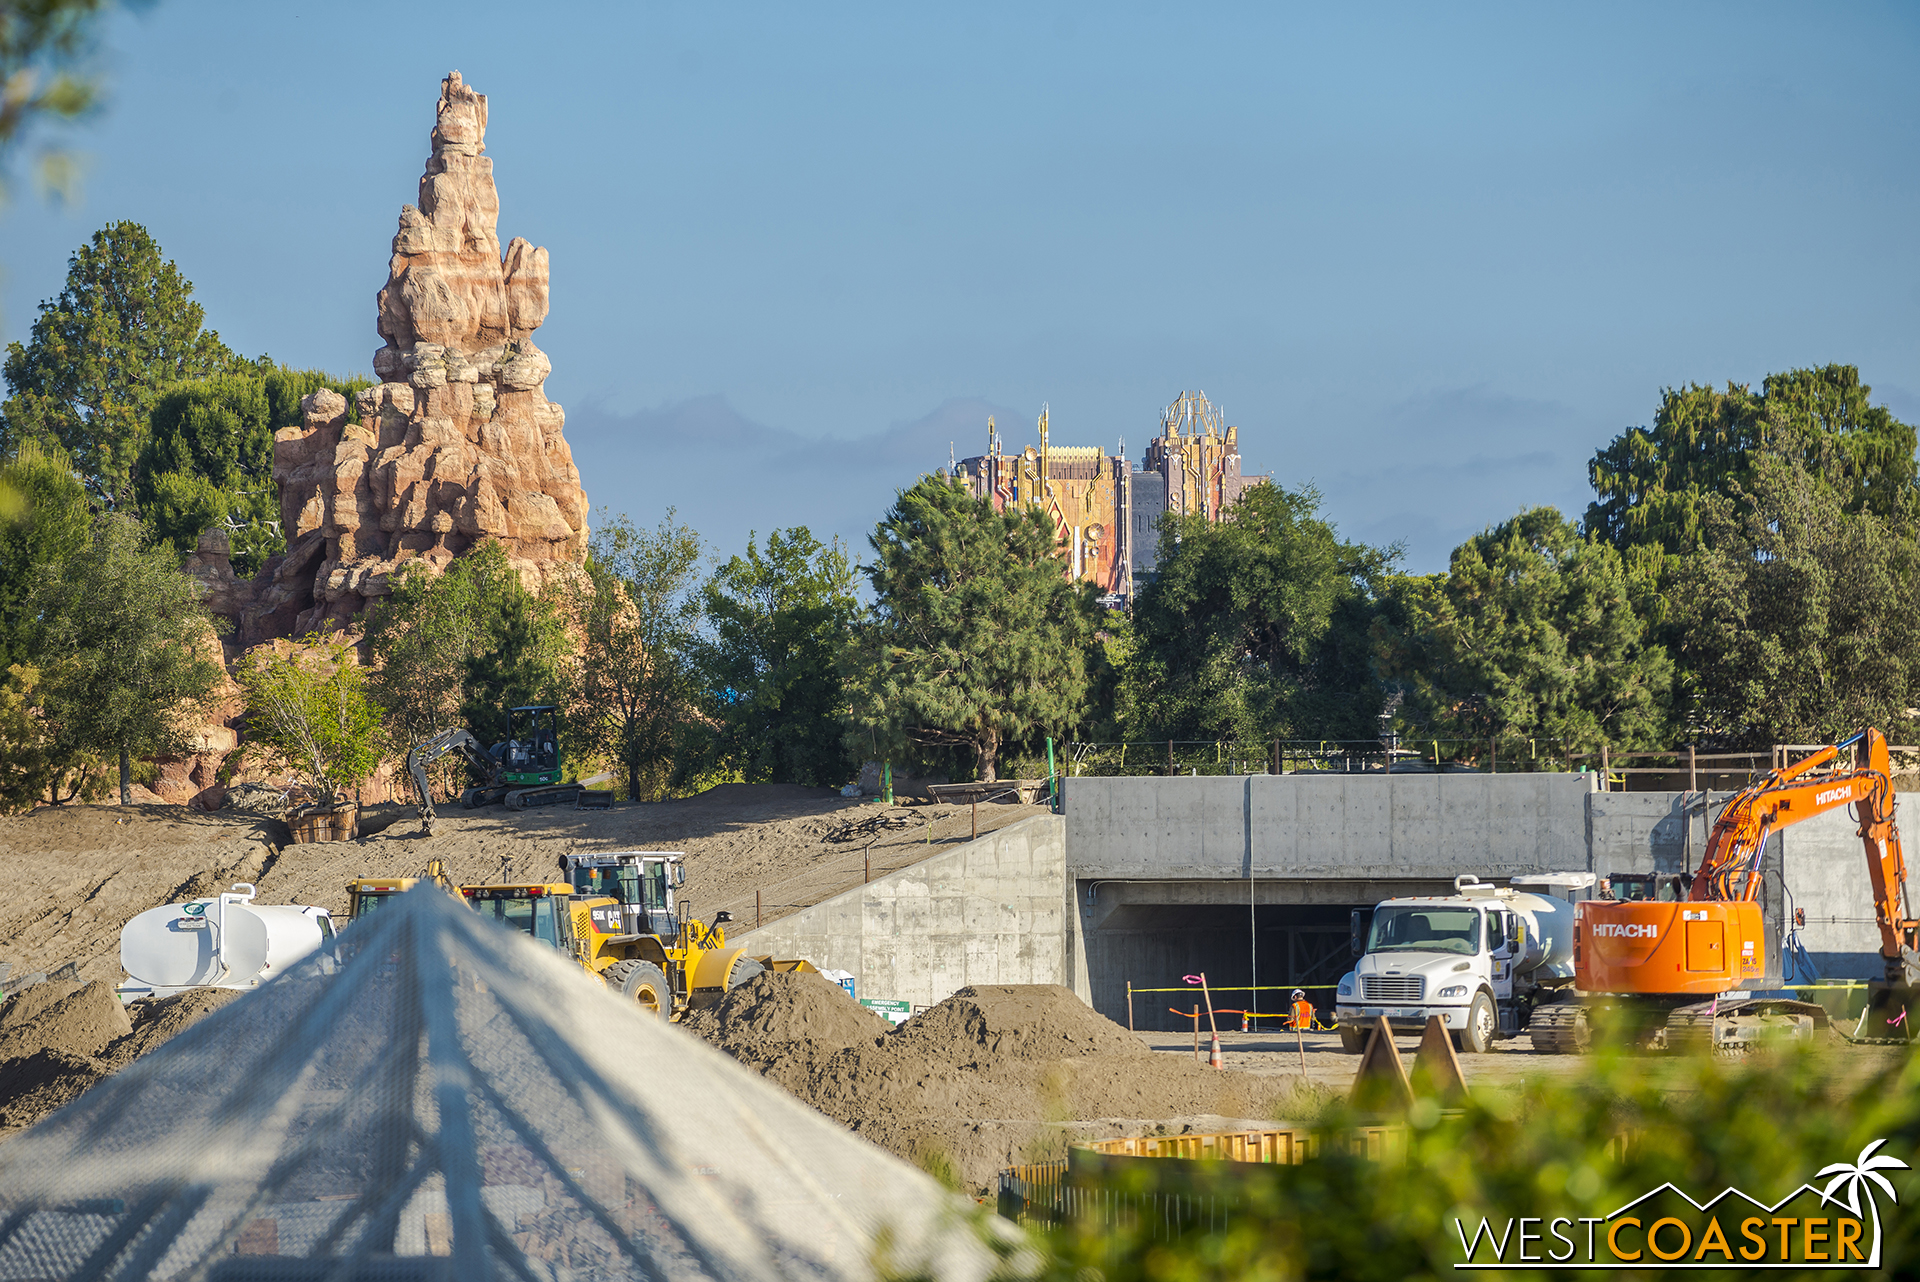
[1291,988,1305,1001]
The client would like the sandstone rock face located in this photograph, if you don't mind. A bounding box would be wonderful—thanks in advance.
[266,71,588,638]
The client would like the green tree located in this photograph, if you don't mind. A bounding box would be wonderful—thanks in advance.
[849,477,1096,783]
[1586,365,1917,567]
[0,441,88,666]
[697,527,858,787]
[1,221,241,510]
[1123,482,1393,745]
[458,587,571,747]
[236,638,384,806]
[566,511,705,802]
[1666,449,1920,746]
[28,512,224,803]
[363,539,569,750]
[1381,508,1672,755]
[137,364,369,576]
[0,0,114,202]
[0,663,109,812]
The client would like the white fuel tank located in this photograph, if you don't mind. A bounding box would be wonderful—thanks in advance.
[1506,873,1592,980]
[120,884,334,998]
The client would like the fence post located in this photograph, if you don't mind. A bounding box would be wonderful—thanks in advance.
[1167,740,1175,777]
[1601,744,1609,791]
[1271,738,1280,776]
[1688,744,1697,793]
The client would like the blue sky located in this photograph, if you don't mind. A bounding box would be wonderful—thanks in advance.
[3,1,1916,574]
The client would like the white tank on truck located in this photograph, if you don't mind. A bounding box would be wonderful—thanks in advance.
[119,883,336,1002]
[1334,873,1593,1053]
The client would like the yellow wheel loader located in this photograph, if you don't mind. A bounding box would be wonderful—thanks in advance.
[345,858,456,922]
[460,851,814,1018]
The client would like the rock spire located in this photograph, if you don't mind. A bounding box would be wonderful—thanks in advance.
[251,71,588,640]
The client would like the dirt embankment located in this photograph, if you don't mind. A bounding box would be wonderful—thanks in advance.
[0,981,237,1133]
[684,975,1294,1190]
[0,786,1047,986]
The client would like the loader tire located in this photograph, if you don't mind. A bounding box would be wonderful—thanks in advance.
[724,955,766,990]
[606,960,671,1020]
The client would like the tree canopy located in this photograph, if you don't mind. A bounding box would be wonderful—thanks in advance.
[1,221,242,510]
[0,0,112,202]
[137,364,368,576]
[698,526,858,788]
[849,476,1096,783]
[1665,450,1920,746]
[363,540,570,751]
[1124,482,1392,744]
[27,512,225,803]
[1586,365,1917,564]
[1381,508,1672,754]
[566,511,706,801]
[0,442,88,667]
[236,638,385,805]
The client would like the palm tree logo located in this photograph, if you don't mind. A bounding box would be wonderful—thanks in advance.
[1818,1138,1910,1267]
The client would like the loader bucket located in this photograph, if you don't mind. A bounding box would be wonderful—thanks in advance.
[1856,981,1920,1044]
[758,957,819,974]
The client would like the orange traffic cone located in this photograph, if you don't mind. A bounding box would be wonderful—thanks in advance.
[1208,1031,1223,1070]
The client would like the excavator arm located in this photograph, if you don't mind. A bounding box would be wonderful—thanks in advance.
[1688,728,1918,983]
[406,728,500,836]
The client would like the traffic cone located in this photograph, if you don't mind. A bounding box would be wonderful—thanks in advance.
[1208,1031,1223,1070]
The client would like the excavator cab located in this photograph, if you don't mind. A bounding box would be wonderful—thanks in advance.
[502,705,562,786]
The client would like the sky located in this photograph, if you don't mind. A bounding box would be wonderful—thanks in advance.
[2,1,1916,574]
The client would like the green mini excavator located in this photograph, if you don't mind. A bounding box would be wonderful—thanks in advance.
[405,704,582,835]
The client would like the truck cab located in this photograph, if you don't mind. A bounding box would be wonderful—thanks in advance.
[1335,873,1592,1053]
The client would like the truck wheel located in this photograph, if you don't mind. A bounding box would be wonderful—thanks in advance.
[1456,992,1496,1054]
[1338,1022,1366,1054]
[606,960,671,1020]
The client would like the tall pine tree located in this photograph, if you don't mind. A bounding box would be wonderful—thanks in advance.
[1,222,241,511]
[849,476,1096,783]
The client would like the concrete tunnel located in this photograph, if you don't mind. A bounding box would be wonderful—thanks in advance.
[1078,877,1458,1032]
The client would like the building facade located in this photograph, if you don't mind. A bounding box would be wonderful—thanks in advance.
[954,390,1261,604]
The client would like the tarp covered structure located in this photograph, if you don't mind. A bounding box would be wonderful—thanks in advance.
[0,887,1001,1281]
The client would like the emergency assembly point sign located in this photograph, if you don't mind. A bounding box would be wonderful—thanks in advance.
[1455,1140,1908,1269]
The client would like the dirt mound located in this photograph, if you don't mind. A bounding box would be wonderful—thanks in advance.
[117,989,240,1061]
[0,1049,105,1128]
[889,985,1148,1063]
[681,970,890,1051]
[690,980,1291,1191]
[0,985,243,1135]
[0,980,132,1062]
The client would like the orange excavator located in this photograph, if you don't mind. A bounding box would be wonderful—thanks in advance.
[1531,728,1920,1053]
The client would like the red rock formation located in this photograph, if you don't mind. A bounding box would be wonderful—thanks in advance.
[257,71,588,640]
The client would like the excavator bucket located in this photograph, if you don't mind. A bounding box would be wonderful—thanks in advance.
[1857,981,1920,1044]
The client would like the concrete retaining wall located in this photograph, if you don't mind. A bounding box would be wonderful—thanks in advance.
[1065,773,1597,879]
[730,813,1068,1010]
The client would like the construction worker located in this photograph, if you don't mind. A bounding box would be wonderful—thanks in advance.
[1287,988,1318,1031]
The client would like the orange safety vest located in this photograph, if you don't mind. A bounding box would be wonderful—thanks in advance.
[1290,997,1316,1030]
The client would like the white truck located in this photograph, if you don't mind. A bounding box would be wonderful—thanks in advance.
[1334,873,1593,1053]
[119,883,337,1001]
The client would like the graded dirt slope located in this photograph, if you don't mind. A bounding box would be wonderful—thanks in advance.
[684,981,1294,1191]
[0,787,1046,985]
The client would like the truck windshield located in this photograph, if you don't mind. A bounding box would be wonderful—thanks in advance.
[1367,906,1482,956]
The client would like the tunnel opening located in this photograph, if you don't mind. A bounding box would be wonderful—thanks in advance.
[1087,902,1376,1032]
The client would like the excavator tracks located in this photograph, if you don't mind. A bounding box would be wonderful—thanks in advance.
[505,784,586,811]
[1664,998,1828,1055]
[1528,1001,1591,1054]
